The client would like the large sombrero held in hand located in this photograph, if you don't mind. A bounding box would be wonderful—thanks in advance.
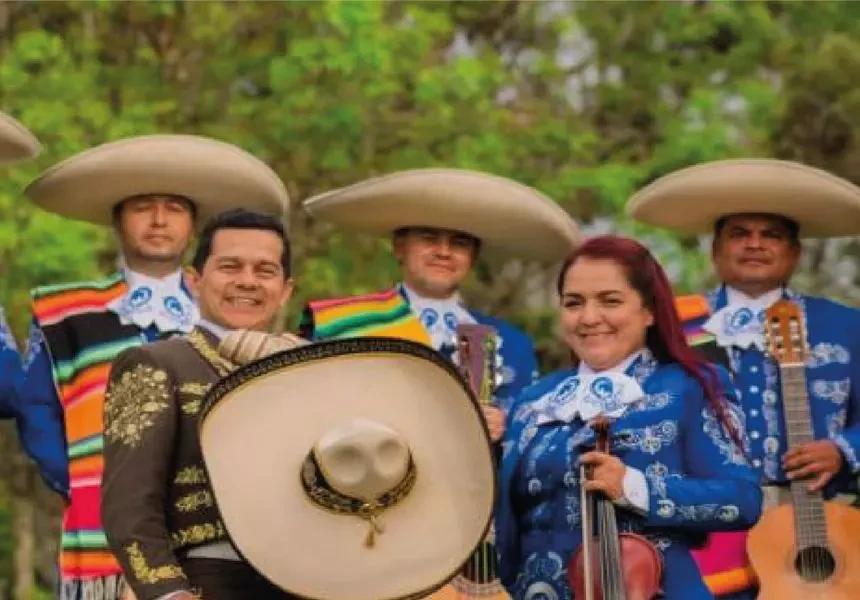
[626,159,860,238]
[25,134,289,226]
[0,110,40,164]
[303,168,580,262]
[199,337,496,600]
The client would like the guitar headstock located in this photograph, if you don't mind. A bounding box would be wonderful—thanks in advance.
[764,299,808,366]
[455,323,499,404]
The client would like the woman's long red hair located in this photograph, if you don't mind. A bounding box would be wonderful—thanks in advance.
[557,234,742,449]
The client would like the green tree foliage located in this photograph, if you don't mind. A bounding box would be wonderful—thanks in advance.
[3,5,860,588]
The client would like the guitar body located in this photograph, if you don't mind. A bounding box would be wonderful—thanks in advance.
[748,501,860,599]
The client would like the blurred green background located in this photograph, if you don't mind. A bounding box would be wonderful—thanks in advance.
[3,0,860,596]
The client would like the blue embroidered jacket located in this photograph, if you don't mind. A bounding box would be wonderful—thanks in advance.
[703,286,860,495]
[495,355,762,600]
[0,309,23,423]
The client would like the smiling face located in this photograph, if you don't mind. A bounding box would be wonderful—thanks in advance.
[392,227,478,299]
[559,257,654,371]
[712,214,801,297]
[188,228,293,331]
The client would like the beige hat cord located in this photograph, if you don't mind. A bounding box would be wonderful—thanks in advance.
[301,451,417,548]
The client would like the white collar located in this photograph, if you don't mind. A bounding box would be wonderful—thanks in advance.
[106,267,198,333]
[725,286,782,310]
[578,350,644,377]
[197,318,229,341]
[399,282,476,350]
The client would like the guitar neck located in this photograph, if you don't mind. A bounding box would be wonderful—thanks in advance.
[779,363,828,547]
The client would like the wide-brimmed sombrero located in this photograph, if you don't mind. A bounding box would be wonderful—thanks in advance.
[25,134,289,226]
[303,168,580,262]
[0,110,40,164]
[626,159,860,238]
[199,337,496,600]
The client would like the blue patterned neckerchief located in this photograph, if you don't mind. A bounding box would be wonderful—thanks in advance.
[107,267,198,334]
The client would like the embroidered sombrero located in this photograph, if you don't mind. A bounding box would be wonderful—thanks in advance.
[25,134,289,226]
[198,337,496,600]
[626,159,860,238]
[0,110,40,163]
[302,168,580,262]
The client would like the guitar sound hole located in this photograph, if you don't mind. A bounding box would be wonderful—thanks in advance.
[793,546,836,582]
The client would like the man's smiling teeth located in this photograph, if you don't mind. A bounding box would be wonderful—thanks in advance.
[229,297,260,306]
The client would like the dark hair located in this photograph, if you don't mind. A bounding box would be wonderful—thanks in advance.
[557,234,742,449]
[714,213,800,245]
[191,208,291,276]
[111,194,197,224]
[392,226,482,255]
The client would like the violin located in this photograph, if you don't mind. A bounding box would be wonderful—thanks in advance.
[568,417,663,600]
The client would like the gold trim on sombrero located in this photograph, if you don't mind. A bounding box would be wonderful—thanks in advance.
[626,159,860,238]
[0,110,40,164]
[25,134,289,226]
[303,168,579,262]
[301,451,417,548]
[198,336,496,600]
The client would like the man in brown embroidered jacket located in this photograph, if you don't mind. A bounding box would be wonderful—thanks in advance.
[101,209,297,600]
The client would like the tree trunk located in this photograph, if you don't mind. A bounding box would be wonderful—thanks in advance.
[12,453,34,600]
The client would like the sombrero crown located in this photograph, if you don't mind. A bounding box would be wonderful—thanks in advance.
[199,337,496,600]
[303,168,580,262]
[626,159,860,238]
[25,134,289,226]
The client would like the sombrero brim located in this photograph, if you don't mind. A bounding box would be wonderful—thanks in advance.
[0,111,40,164]
[626,159,860,238]
[303,168,580,262]
[25,134,288,226]
[199,338,495,600]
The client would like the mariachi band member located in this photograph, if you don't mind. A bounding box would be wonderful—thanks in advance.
[495,234,762,600]
[19,136,288,600]
[627,160,860,599]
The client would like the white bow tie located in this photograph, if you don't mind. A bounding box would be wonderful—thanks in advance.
[535,372,644,425]
[703,304,766,351]
[107,277,198,333]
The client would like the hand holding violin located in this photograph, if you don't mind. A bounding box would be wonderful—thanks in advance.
[579,451,626,502]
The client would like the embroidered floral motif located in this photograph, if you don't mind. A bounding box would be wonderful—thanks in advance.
[175,490,214,513]
[513,551,568,600]
[180,382,212,395]
[174,466,207,485]
[615,421,678,455]
[126,542,185,584]
[811,378,850,406]
[22,323,43,371]
[187,329,235,377]
[104,364,171,447]
[629,392,672,413]
[170,521,226,548]
[702,403,749,465]
[806,342,850,368]
[180,399,201,415]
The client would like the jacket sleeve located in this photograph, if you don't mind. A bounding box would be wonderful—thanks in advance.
[101,346,192,600]
[643,369,763,531]
[830,332,860,474]
[15,319,70,499]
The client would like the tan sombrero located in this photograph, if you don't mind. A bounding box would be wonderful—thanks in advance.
[0,110,40,164]
[25,134,289,226]
[626,159,860,238]
[199,337,495,600]
[303,168,580,262]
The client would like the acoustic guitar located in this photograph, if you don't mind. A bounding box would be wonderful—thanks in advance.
[427,323,510,600]
[747,299,860,599]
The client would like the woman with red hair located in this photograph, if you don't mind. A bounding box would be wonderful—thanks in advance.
[494,235,762,599]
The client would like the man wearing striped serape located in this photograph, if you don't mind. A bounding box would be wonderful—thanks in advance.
[18,135,289,600]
